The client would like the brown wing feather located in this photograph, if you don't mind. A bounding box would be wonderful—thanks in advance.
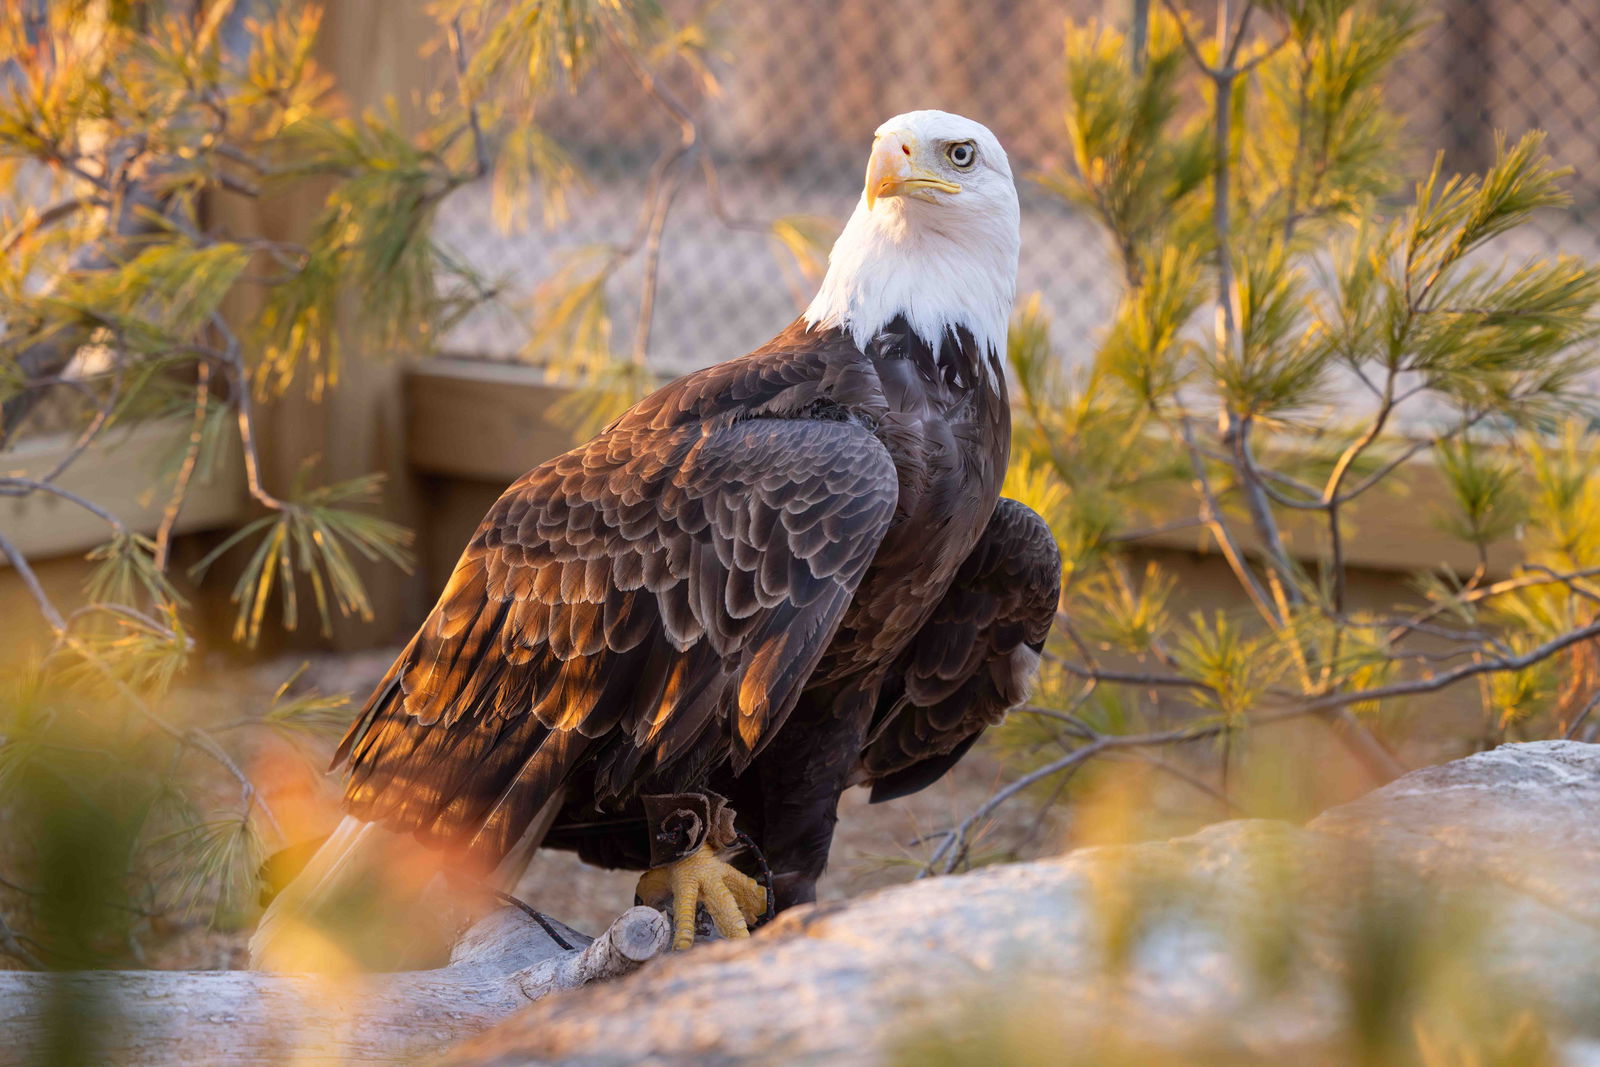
[861,497,1061,803]
[334,414,898,866]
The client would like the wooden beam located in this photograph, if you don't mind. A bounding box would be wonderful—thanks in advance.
[405,359,582,482]
[0,419,246,563]
[402,358,1526,580]
[1137,454,1525,580]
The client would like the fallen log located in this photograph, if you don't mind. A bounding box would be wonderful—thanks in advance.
[0,905,668,1065]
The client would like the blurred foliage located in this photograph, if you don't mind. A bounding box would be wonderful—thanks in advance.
[898,730,1584,1066]
[1,9,1598,1066]
[892,832,1571,1066]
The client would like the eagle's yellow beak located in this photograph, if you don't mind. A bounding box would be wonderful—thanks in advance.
[865,131,961,210]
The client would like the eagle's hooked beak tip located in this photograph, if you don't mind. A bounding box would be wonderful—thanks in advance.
[865,131,960,210]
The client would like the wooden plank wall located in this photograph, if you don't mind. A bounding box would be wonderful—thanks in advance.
[406,359,1527,583]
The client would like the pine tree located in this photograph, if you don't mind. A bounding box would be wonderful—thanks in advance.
[929,0,1600,874]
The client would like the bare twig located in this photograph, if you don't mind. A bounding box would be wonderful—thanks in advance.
[602,19,700,370]
[1178,417,1282,625]
[1045,652,1221,693]
[1100,749,1245,813]
[1562,689,1600,741]
[1384,564,1600,647]
[0,531,67,633]
[1294,618,1600,715]
[630,155,693,369]
[1014,705,1099,741]
[9,359,123,490]
[0,195,100,255]
[212,144,277,176]
[924,741,1107,875]
[66,604,180,641]
[1232,416,1304,609]
[0,477,127,532]
[447,17,492,181]
[204,316,285,511]
[923,693,1401,877]
[155,361,212,571]
[215,171,261,199]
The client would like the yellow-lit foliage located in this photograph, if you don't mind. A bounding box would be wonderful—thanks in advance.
[978,0,1600,898]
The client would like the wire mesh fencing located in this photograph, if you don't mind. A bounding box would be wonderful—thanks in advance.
[433,0,1600,375]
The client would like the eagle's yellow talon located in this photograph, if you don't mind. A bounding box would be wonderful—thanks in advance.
[635,842,765,950]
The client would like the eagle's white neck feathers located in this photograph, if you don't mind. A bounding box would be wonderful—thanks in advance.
[803,111,1020,361]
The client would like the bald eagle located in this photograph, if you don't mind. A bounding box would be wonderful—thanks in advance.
[252,110,1060,964]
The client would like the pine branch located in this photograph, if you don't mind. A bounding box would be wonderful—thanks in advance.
[0,184,174,445]
[0,530,67,634]
[0,477,127,533]
[154,360,212,572]
[0,195,99,256]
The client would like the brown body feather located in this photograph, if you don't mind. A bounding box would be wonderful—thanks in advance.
[332,315,1060,905]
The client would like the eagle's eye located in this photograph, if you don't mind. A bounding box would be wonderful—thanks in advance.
[946,141,977,169]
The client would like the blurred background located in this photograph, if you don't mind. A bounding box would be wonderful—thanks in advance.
[438,0,1600,368]
[4,4,1600,1060]
[15,0,1597,616]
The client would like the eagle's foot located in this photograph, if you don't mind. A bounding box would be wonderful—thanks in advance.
[635,843,766,951]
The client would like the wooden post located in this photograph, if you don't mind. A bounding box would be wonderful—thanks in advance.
[1442,0,1494,176]
[207,1,442,652]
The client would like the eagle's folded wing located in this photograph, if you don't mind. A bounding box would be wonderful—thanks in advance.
[334,416,898,865]
[861,497,1060,803]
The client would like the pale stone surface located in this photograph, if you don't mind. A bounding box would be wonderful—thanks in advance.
[440,741,1600,1067]
[0,906,669,1065]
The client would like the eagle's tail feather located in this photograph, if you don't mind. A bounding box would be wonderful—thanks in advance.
[249,816,377,969]
[249,815,466,971]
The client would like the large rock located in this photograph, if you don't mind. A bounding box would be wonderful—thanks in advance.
[440,741,1600,1066]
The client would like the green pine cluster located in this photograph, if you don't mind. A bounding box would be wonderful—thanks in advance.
[993,0,1600,849]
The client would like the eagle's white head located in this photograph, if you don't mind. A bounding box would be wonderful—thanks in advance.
[804,110,1020,360]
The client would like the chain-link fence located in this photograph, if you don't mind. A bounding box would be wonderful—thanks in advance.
[434,0,1600,375]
